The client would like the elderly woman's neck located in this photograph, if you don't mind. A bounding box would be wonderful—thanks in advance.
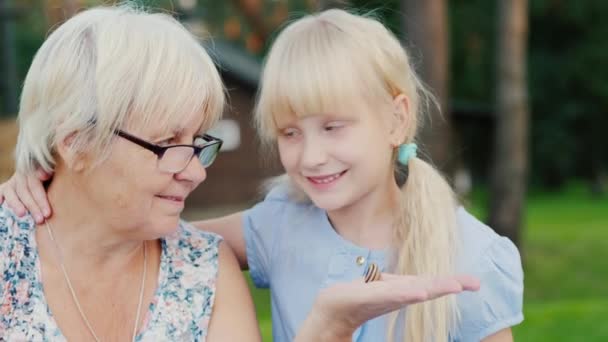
[43,172,144,268]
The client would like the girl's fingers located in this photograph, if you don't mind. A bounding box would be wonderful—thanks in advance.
[453,275,481,291]
[375,272,400,281]
[28,172,51,217]
[3,183,27,217]
[369,273,480,303]
[423,278,464,300]
[36,168,52,181]
[14,174,44,223]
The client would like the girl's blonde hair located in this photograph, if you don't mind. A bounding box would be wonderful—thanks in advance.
[15,3,224,174]
[255,9,460,341]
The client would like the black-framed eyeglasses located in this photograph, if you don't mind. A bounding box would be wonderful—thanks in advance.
[114,129,223,173]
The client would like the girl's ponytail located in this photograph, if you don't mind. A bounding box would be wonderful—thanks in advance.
[388,156,460,341]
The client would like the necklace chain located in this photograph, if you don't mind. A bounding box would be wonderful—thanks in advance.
[44,221,147,342]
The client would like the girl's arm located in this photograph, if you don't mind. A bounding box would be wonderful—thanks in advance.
[482,328,514,342]
[192,213,248,270]
[206,242,261,341]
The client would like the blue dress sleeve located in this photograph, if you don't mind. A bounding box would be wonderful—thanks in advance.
[242,185,289,289]
[456,236,524,341]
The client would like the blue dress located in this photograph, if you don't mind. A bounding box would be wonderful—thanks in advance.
[243,184,524,341]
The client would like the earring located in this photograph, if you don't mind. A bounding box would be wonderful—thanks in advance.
[397,143,417,166]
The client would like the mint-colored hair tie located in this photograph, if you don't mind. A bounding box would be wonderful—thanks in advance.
[398,143,417,166]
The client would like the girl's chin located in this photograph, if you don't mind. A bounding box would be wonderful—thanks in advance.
[308,195,350,213]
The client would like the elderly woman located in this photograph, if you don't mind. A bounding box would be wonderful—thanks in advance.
[0,4,479,342]
[0,5,260,341]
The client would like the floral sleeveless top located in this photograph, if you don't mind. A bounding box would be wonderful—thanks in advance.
[0,204,221,341]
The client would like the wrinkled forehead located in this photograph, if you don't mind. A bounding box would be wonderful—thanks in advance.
[124,107,208,140]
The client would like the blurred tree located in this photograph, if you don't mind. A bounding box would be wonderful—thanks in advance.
[488,0,529,246]
[402,0,452,174]
[195,1,303,56]
[451,0,608,195]
[4,0,607,193]
[316,0,350,10]
[0,0,19,115]
[229,0,270,43]
[44,0,83,28]
[528,0,608,194]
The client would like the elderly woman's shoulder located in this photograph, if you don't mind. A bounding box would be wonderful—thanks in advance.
[0,204,36,279]
[163,219,224,266]
[178,219,223,244]
[0,204,35,244]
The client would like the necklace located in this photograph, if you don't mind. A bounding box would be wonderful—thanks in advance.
[44,221,147,342]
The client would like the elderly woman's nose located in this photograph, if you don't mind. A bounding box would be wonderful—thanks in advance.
[174,157,207,184]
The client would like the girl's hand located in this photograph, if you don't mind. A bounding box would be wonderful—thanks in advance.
[0,169,52,223]
[296,273,480,342]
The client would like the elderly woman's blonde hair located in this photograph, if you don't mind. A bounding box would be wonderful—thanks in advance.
[15,4,224,174]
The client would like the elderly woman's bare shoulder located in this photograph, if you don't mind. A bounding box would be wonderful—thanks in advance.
[205,230,261,340]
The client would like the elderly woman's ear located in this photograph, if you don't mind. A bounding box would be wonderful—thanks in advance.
[55,132,90,172]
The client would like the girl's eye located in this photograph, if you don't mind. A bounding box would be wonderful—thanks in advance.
[281,128,300,138]
[325,122,345,131]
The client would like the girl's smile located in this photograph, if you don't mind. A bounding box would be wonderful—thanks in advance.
[305,170,348,189]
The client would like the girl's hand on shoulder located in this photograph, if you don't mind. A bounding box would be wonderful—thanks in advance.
[296,273,480,342]
[0,169,52,223]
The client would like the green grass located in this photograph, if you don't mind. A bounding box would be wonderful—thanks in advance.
[244,182,608,341]
[510,184,608,341]
[245,272,272,340]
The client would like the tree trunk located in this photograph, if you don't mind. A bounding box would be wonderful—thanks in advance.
[488,0,529,247]
[402,0,452,173]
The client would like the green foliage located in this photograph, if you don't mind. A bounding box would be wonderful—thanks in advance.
[449,0,496,103]
[528,0,608,187]
[14,8,45,81]
[348,0,401,35]
[448,0,608,188]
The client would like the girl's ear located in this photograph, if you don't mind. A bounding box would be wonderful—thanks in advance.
[389,94,411,146]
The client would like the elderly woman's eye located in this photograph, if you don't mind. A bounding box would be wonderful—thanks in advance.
[194,136,206,146]
[156,137,175,146]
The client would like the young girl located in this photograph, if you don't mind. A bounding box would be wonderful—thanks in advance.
[1,9,522,342]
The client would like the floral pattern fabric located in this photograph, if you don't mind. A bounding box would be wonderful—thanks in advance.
[0,204,221,341]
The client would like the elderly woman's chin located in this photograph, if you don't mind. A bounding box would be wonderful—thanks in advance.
[148,215,182,237]
[150,195,188,234]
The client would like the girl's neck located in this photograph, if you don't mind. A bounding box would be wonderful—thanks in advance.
[327,177,401,250]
